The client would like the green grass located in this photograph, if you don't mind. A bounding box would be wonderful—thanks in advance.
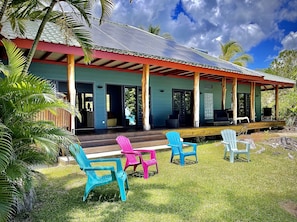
[16,134,297,222]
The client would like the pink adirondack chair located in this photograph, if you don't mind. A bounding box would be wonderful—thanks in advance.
[116,135,158,179]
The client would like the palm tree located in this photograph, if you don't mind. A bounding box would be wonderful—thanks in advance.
[0,39,79,221]
[0,0,115,74]
[219,41,253,67]
[146,24,173,40]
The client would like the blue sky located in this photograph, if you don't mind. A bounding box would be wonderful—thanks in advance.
[95,0,297,70]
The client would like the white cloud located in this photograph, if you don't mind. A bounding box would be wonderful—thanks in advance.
[281,31,297,50]
[94,0,297,62]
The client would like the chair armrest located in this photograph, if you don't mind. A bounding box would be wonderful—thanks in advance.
[135,149,157,159]
[121,150,141,156]
[182,142,197,151]
[167,144,182,153]
[83,166,115,172]
[236,140,251,151]
[221,141,229,145]
[89,158,124,171]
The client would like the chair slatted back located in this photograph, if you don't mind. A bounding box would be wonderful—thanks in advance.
[116,136,139,164]
[69,144,97,179]
[165,131,183,154]
[221,129,237,151]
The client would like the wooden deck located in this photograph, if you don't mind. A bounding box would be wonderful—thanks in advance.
[162,121,286,138]
[59,120,285,164]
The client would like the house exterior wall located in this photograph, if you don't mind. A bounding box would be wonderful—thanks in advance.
[30,63,262,129]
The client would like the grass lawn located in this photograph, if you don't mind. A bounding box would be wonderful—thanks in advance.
[16,131,297,222]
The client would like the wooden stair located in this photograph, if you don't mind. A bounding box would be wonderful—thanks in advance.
[58,129,170,164]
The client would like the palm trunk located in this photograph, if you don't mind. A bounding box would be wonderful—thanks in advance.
[22,0,57,74]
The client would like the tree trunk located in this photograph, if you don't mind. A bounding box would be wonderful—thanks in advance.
[22,0,57,74]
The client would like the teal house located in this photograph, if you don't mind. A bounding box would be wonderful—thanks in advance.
[1,19,295,133]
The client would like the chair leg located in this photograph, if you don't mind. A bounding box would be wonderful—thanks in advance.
[143,166,149,179]
[180,155,185,166]
[118,179,127,201]
[83,183,93,201]
[170,154,174,163]
[133,165,138,172]
[230,152,234,163]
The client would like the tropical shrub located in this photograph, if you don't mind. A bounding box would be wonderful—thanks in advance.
[0,39,79,221]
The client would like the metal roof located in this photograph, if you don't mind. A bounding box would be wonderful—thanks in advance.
[1,18,295,89]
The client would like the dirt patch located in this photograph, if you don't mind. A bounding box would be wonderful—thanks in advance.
[280,201,297,218]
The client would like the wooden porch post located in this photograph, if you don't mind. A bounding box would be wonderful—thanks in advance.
[142,64,150,130]
[250,82,256,122]
[232,77,238,125]
[67,54,76,134]
[275,85,279,120]
[193,72,200,127]
[222,77,227,110]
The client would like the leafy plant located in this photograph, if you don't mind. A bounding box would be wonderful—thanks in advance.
[0,39,79,221]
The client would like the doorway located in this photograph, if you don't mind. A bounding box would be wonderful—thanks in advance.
[106,85,149,128]
[238,93,250,117]
[172,89,193,127]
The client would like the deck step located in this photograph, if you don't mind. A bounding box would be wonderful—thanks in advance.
[80,134,166,147]
[77,129,166,148]
[59,139,170,165]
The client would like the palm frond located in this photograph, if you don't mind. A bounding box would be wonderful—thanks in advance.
[49,10,93,63]
[0,123,12,172]
[1,39,26,77]
[0,175,17,222]
[97,0,114,24]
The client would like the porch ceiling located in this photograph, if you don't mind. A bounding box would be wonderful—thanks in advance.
[30,50,240,80]
[30,49,294,90]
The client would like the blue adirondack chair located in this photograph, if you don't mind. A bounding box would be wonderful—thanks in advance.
[69,143,129,201]
[165,131,198,166]
[221,129,250,163]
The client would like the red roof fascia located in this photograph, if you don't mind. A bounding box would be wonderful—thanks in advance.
[12,38,85,56]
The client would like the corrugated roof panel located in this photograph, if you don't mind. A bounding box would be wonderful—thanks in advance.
[260,72,296,84]
[91,21,243,73]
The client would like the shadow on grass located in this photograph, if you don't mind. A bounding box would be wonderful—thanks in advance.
[223,156,250,163]
[171,158,198,165]
[126,170,158,178]
[19,170,202,221]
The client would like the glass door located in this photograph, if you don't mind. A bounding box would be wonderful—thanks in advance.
[172,89,193,126]
[124,87,137,126]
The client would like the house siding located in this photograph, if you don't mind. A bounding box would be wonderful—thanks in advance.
[30,63,262,129]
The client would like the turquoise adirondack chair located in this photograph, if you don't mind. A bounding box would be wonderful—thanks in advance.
[116,135,158,179]
[221,129,251,163]
[69,143,129,201]
[165,131,198,166]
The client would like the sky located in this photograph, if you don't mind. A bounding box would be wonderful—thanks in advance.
[93,0,297,70]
